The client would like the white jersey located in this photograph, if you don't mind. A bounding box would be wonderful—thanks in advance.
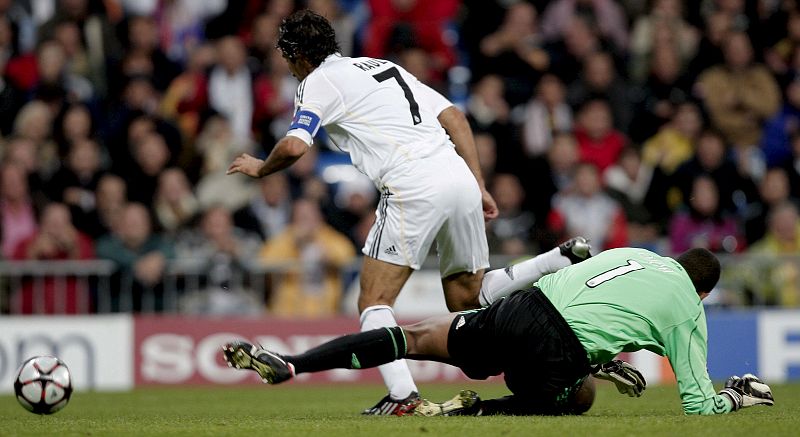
[286,54,455,185]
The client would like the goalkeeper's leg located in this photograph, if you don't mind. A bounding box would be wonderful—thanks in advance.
[480,377,596,416]
[477,237,592,306]
[223,314,458,379]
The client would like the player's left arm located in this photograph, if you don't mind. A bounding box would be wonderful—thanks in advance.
[663,313,772,415]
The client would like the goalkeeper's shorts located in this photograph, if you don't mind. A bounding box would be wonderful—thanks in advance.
[447,287,590,412]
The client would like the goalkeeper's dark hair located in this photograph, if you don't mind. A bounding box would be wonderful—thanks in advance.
[676,248,721,294]
[277,10,340,67]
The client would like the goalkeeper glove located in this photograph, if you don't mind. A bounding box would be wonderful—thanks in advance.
[718,374,774,410]
[591,359,646,397]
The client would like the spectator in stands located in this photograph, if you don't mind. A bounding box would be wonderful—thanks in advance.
[308,0,356,58]
[487,173,535,256]
[159,43,214,140]
[362,0,459,81]
[234,172,291,241]
[33,39,93,103]
[11,202,94,314]
[120,0,226,65]
[252,48,297,149]
[746,201,800,307]
[522,132,581,233]
[568,51,631,130]
[105,79,182,168]
[1,136,45,201]
[477,2,548,105]
[744,167,796,244]
[46,138,103,216]
[782,133,800,199]
[750,201,800,254]
[54,103,94,155]
[761,79,800,167]
[465,75,517,171]
[38,0,121,98]
[75,173,127,239]
[629,43,694,143]
[0,49,25,136]
[687,11,731,80]
[122,15,181,91]
[209,36,253,142]
[521,74,572,158]
[673,129,757,215]
[540,0,629,51]
[466,74,510,132]
[51,20,97,97]
[547,15,615,86]
[604,147,671,248]
[669,175,745,254]
[96,202,175,312]
[0,162,37,258]
[286,146,320,199]
[397,47,443,92]
[153,168,199,234]
[696,31,780,156]
[764,12,800,83]
[175,205,263,315]
[326,174,376,247]
[259,198,356,317]
[474,132,497,185]
[642,102,703,175]
[548,162,628,253]
[193,114,255,210]
[13,99,58,179]
[246,13,280,70]
[629,0,699,82]
[123,131,171,204]
[573,99,626,173]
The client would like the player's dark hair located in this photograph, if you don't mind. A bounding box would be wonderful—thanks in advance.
[676,248,721,294]
[277,10,340,67]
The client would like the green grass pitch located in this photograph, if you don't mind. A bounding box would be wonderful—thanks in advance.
[1,382,798,436]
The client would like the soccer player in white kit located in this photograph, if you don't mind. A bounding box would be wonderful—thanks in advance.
[227,10,590,415]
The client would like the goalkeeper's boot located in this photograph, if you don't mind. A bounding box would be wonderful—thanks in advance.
[222,341,294,384]
[413,390,482,416]
[559,236,592,264]
[361,391,421,416]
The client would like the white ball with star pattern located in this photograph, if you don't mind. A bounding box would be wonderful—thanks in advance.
[14,356,73,415]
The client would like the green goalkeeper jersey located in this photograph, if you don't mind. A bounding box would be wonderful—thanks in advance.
[535,247,733,415]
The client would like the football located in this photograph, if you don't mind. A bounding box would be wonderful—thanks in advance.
[14,356,73,415]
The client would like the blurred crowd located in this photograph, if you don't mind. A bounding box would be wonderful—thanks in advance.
[2,0,800,314]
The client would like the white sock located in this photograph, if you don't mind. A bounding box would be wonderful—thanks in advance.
[360,305,417,399]
[478,247,571,306]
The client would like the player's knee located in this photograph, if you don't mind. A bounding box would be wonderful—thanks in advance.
[357,292,395,313]
[442,285,480,312]
[445,294,480,312]
[569,377,596,415]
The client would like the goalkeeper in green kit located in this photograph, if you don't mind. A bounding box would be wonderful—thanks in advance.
[223,247,775,416]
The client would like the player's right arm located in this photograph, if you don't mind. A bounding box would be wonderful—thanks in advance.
[227,136,309,178]
[228,71,343,179]
[662,316,734,415]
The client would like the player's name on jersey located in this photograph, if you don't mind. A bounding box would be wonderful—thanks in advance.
[352,58,389,72]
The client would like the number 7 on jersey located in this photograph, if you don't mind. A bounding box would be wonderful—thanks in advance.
[373,67,422,125]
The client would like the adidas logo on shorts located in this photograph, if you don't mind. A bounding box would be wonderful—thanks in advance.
[456,316,466,330]
[384,245,398,256]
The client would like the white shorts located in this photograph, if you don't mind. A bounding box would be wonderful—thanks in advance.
[362,148,490,277]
